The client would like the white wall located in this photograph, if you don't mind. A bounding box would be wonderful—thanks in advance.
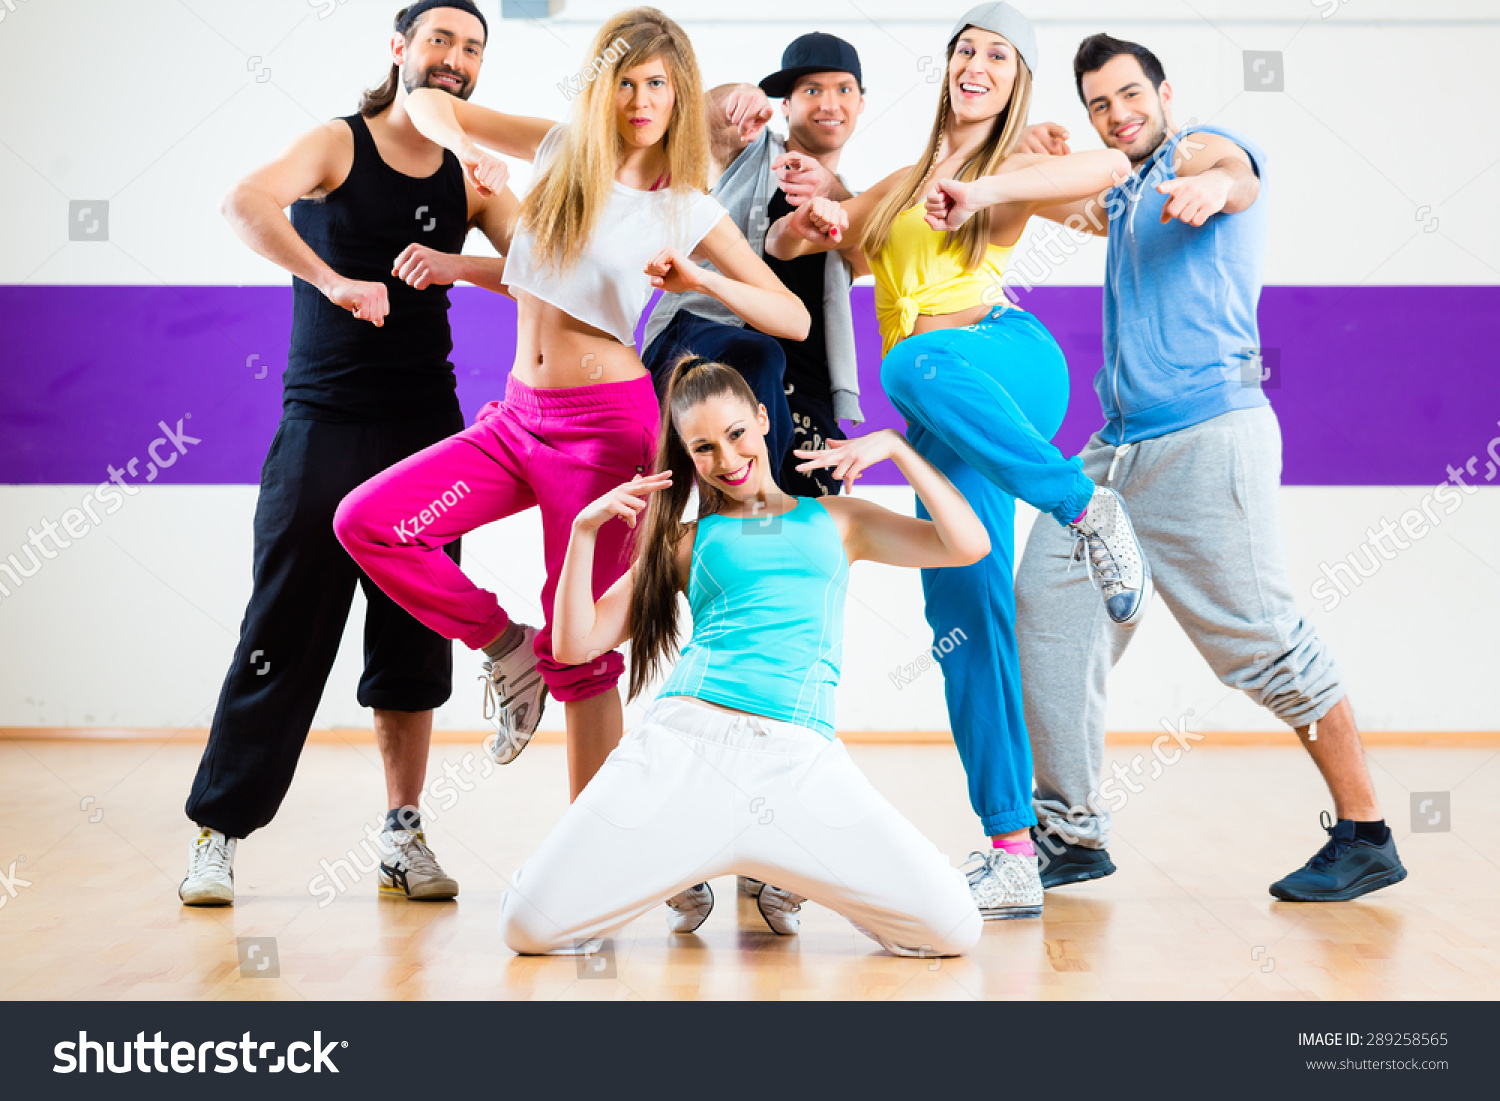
[2,0,1496,286]
[1,484,1496,731]
[2,0,1497,731]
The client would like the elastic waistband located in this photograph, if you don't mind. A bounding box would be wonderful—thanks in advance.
[642,696,829,754]
[503,372,658,417]
[977,303,1034,324]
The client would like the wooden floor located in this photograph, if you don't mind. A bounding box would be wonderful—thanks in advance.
[2,735,1498,1000]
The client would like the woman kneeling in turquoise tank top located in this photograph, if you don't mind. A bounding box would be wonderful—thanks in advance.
[497,355,990,958]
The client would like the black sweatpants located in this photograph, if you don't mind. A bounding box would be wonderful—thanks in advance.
[782,386,846,498]
[642,310,793,476]
[185,409,463,839]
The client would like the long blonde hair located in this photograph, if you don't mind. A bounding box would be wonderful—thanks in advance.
[518,7,709,273]
[861,40,1033,272]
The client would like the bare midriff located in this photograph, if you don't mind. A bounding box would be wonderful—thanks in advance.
[508,289,651,389]
[662,694,763,719]
[909,301,994,336]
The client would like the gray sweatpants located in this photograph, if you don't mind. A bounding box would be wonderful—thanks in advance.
[1015,406,1345,848]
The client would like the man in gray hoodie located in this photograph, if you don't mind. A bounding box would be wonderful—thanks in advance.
[642,32,867,497]
[1015,33,1404,904]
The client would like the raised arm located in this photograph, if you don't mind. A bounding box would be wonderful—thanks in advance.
[553,473,678,664]
[1033,193,1112,237]
[763,164,906,266]
[706,83,773,174]
[1159,130,1260,224]
[924,149,1131,241]
[644,216,811,341]
[796,430,990,568]
[221,119,390,326]
[405,87,555,194]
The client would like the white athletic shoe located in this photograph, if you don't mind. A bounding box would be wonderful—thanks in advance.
[179,827,235,906]
[665,882,714,933]
[378,828,458,900]
[755,884,805,936]
[737,875,765,897]
[480,624,549,765]
[1068,486,1153,627]
[963,848,1044,920]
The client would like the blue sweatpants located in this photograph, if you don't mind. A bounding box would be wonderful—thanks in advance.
[881,307,1094,836]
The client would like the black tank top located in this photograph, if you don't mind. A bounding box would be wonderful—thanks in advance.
[284,113,469,421]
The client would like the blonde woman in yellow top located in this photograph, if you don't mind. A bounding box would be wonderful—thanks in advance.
[767,3,1152,919]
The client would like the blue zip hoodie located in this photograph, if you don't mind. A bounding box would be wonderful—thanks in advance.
[1097,124,1270,445]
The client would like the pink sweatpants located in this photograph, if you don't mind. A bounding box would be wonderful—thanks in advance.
[334,374,660,703]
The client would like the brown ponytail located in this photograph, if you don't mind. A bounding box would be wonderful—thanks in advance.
[625,354,760,701]
[358,6,424,118]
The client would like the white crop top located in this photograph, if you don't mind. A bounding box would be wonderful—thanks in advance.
[505,124,728,346]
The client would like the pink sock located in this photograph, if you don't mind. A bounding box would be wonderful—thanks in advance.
[1072,506,1088,524]
[992,836,1035,857]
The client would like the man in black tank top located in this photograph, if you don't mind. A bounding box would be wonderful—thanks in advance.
[180,2,517,907]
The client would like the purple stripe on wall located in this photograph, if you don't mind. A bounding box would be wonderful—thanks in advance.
[2,285,1497,487]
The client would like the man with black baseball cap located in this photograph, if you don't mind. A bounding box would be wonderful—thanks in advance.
[642,32,868,500]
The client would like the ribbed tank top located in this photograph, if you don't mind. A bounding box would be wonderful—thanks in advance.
[284,113,469,422]
[657,497,848,737]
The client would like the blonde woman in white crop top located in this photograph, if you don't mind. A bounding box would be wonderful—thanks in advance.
[337,9,810,805]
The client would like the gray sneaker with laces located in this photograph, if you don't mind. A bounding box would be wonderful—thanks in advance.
[963,847,1044,920]
[1068,486,1152,627]
[480,623,549,765]
[378,828,458,900]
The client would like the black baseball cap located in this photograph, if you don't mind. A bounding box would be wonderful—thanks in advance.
[758,33,863,99]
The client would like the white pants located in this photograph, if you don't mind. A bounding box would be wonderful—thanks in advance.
[499,696,982,957]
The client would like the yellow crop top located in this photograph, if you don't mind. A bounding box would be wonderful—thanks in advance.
[868,202,1016,355]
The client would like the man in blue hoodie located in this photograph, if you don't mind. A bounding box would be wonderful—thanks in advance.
[1013,34,1406,902]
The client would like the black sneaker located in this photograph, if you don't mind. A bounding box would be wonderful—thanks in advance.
[1269,812,1407,902]
[1032,826,1116,889]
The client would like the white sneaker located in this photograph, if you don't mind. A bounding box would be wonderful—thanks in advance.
[480,624,549,765]
[179,826,235,906]
[378,828,458,900]
[737,875,765,897]
[963,848,1044,920]
[1068,486,1153,627]
[665,882,714,933]
[755,884,804,935]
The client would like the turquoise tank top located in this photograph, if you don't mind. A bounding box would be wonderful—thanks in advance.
[657,497,848,737]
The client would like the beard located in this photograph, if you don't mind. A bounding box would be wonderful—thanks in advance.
[403,63,471,100]
[1116,109,1169,164]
